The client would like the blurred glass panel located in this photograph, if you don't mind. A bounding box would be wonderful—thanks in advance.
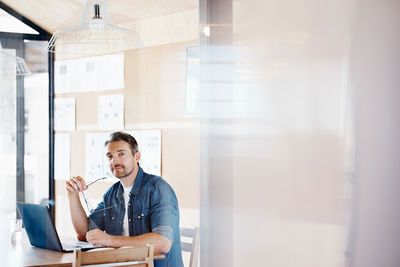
[0,48,17,217]
[0,37,49,235]
[24,40,49,204]
[199,0,355,266]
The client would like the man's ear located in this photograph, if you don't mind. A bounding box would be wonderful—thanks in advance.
[135,151,141,161]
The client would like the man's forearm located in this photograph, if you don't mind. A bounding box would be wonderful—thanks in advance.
[112,233,172,254]
[89,231,172,254]
[67,193,88,240]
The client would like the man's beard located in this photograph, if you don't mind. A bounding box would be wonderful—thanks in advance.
[113,165,134,179]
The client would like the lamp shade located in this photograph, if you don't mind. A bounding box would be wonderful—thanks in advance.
[45,0,144,56]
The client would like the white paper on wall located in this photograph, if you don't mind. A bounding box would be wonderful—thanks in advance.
[78,57,99,92]
[55,133,70,180]
[68,59,83,92]
[54,53,124,93]
[54,97,75,131]
[128,130,162,176]
[98,94,124,130]
[54,61,68,94]
[86,132,113,181]
[98,54,125,91]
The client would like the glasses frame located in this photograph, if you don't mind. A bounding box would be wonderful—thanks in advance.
[81,177,117,214]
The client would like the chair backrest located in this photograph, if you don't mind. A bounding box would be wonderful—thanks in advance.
[72,244,154,267]
[180,227,199,267]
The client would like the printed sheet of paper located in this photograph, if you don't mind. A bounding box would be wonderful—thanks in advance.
[98,94,124,130]
[128,130,162,176]
[54,97,75,131]
[86,132,113,182]
[54,61,68,94]
[98,54,125,91]
[55,133,70,180]
[77,57,99,92]
[54,53,124,94]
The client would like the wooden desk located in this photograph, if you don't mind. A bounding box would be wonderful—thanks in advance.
[1,228,164,266]
[1,235,73,267]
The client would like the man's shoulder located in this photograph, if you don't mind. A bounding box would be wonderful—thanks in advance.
[103,180,121,195]
[141,171,178,204]
[142,172,165,187]
[141,171,176,195]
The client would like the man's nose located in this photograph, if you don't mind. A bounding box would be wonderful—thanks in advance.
[110,157,118,165]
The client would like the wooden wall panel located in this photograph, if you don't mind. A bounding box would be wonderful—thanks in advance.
[55,41,200,236]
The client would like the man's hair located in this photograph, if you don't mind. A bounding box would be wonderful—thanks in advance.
[104,131,139,155]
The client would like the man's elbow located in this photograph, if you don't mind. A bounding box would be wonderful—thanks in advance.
[159,237,173,254]
[77,234,87,242]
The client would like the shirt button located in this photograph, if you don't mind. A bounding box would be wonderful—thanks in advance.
[128,203,130,206]
[138,215,141,219]
[111,217,114,219]
[129,219,131,222]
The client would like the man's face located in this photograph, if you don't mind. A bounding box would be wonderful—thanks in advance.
[106,141,140,179]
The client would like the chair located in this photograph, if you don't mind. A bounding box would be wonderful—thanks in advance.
[180,227,199,267]
[72,244,154,267]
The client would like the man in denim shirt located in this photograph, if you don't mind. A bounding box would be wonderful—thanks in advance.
[66,131,183,267]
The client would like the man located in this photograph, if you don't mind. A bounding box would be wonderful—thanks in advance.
[66,131,183,267]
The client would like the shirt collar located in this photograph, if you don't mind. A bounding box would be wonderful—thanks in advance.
[131,167,144,195]
[116,166,144,198]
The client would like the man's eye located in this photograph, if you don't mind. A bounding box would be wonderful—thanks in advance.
[119,152,125,157]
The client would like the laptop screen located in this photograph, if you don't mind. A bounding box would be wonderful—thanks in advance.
[16,202,63,251]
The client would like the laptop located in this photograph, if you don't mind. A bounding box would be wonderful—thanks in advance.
[16,202,99,252]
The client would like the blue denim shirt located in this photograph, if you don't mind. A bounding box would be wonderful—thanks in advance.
[88,167,183,267]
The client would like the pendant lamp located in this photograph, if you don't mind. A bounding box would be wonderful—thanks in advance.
[45,0,144,56]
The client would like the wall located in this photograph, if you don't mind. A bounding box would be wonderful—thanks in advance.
[54,41,200,239]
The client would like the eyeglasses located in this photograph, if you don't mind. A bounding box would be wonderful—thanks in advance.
[86,176,107,187]
[81,177,117,214]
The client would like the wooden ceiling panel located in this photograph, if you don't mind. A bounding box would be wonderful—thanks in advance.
[109,0,198,23]
[1,0,83,33]
[1,0,198,33]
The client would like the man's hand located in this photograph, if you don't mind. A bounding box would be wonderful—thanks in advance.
[66,176,87,195]
[86,229,114,247]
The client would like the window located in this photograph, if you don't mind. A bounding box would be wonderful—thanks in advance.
[0,4,52,221]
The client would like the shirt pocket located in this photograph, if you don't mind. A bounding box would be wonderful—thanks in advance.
[104,208,118,235]
[132,208,150,235]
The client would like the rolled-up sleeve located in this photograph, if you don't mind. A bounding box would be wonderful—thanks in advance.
[88,201,105,231]
[150,181,179,241]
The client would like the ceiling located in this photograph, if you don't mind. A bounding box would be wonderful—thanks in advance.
[0,0,198,34]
